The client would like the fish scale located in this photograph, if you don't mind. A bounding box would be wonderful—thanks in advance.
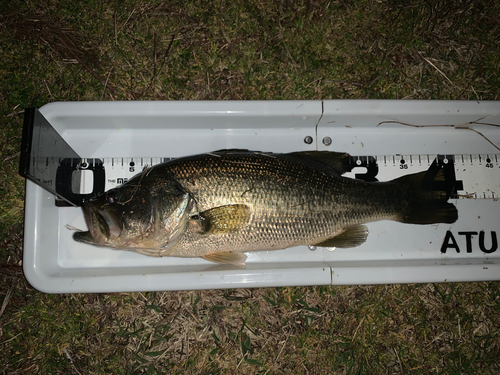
[165,154,335,256]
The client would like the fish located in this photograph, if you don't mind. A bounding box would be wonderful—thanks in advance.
[73,150,458,265]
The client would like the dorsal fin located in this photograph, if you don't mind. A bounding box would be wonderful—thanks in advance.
[211,149,251,154]
[209,149,354,175]
[288,151,353,175]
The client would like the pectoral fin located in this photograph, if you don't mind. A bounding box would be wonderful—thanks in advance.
[195,204,251,234]
[313,224,369,248]
[202,252,248,265]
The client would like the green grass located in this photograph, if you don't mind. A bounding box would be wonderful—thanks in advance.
[1,0,500,373]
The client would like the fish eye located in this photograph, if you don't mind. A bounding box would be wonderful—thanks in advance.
[106,193,116,204]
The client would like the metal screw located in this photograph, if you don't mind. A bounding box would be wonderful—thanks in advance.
[322,137,332,146]
[304,136,313,145]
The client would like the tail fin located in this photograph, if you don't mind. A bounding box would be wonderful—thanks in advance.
[393,169,458,225]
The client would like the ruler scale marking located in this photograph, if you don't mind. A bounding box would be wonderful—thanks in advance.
[60,154,500,200]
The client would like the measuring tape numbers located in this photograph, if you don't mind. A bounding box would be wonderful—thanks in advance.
[56,153,499,206]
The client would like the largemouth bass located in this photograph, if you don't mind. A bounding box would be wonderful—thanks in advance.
[73,150,458,265]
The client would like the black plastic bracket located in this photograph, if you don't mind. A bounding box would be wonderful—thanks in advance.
[19,108,105,206]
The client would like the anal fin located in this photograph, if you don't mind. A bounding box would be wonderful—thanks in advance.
[313,224,369,248]
[202,251,248,265]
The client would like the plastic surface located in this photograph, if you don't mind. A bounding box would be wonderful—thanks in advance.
[22,100,500,293]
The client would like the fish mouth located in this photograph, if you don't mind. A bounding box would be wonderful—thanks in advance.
[74,203,122,245]
[73,230,97,245]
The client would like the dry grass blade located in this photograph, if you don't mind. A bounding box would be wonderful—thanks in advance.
[419,53,458,88]
[0,278,16,319]
[139,34,176,98]
[51,32,117,96]
[7,18,117,96]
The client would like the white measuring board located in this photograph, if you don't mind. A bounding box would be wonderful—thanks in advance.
[22,100,500,293]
